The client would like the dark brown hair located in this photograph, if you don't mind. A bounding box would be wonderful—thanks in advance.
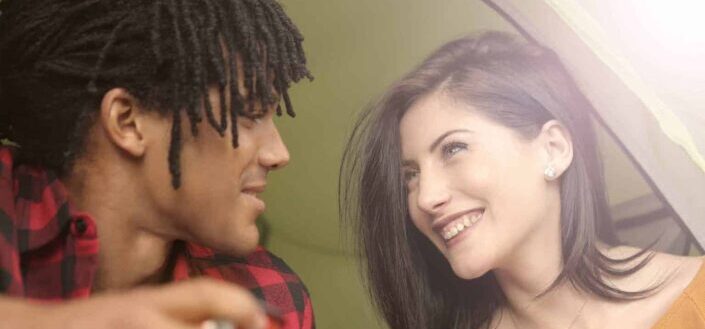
[340,31,654,329]
[0,0,312,188]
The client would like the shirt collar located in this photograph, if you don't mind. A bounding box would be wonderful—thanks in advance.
[1,147,78,252]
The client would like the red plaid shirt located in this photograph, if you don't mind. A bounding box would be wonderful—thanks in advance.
[0,147,314,329]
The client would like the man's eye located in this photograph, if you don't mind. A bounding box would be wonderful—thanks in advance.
[240,116,262,128]
[441,142,467,159]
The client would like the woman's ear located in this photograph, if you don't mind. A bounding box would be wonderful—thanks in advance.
[538,120,573,179]
[99,88,147,158]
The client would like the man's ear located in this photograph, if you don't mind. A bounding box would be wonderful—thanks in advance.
[538,120,574,178]
[99,88,147,157]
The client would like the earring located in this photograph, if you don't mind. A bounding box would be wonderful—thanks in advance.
[544,165,557,180]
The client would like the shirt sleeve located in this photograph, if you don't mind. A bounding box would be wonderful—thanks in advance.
[0,148,22,295]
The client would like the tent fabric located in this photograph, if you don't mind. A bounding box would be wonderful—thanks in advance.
[485,0,705,248]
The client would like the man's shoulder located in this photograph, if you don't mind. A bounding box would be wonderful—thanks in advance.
[181,243,315,329]
[184,244,305,288]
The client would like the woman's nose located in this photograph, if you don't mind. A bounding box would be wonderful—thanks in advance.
[416,172,451,216]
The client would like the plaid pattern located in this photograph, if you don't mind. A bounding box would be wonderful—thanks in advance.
[175,244,315,329]
[0,147,314,329]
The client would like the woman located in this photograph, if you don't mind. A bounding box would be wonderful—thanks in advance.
[340,31,704,329]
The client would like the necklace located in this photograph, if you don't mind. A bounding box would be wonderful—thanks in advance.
[567,298,588,329]
[507,298,588,329]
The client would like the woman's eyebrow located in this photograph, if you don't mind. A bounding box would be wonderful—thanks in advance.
[429,129,474,152]
[401,159,417,168]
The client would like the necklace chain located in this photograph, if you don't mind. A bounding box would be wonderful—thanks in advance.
[507,298,588,329]
[567,298,588,329]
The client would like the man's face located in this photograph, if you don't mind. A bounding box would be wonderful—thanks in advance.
[141,87,289,256]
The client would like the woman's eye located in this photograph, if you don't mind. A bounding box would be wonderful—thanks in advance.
[403,170,418,183]
[441,142,468,158]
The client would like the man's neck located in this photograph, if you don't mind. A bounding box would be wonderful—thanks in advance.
[61,162,174,292]
[92,224,173,292]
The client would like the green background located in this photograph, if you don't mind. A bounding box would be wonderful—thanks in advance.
[1,0,693,327]
[262,1,514,328]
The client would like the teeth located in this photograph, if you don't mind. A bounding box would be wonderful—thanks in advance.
[471,213,480,223]
[441,212,483,241]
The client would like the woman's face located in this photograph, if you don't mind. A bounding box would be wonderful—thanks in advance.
[400,92,559,279]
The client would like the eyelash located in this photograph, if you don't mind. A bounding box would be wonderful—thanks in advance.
[240,116,262,128]
[441,141,468,159]
[403,170,418,183]
[403,141,467,186]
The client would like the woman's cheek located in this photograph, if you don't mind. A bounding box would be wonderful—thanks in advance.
[451,158,492,193]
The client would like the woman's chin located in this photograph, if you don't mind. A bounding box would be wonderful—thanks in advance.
[449,258,492,280]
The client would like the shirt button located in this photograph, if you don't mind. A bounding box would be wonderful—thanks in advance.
[75,219,87,235]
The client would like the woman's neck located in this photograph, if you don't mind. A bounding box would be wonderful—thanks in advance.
[491,204,598,329]
[494,274,595,329]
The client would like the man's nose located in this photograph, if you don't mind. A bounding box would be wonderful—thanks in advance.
[259,123,290,170]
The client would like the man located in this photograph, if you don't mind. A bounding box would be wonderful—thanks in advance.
[0,1,314,328]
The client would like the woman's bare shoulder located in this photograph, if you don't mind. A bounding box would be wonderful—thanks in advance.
[604,245,703,292]
[599,246,703,327]
[653,251,704,292]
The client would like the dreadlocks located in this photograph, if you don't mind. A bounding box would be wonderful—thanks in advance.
[0,0,313,188]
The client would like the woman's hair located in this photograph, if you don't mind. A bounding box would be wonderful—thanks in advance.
[0,0,312,188]
[340,31,654,329]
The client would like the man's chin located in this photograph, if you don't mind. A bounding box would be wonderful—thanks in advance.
[207,231,260,257]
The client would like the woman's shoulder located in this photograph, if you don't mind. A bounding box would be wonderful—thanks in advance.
[643,252,705,328]
[649,251,704,295]
[604,245,703,294]
[601,246,704,327]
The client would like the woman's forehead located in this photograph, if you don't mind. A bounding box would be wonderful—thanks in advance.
[401,95,480,133]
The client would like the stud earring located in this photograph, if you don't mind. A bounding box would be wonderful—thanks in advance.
[544,165,557,180]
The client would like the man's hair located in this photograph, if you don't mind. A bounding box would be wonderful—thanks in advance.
[0,0,312,187]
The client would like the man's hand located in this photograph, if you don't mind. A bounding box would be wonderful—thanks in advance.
[2,278,269,329]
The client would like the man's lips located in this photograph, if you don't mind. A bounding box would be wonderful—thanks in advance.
[242,184,266,194]
[242,183,266,211]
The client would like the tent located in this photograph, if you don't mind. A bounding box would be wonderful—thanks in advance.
[485,0,705,254]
